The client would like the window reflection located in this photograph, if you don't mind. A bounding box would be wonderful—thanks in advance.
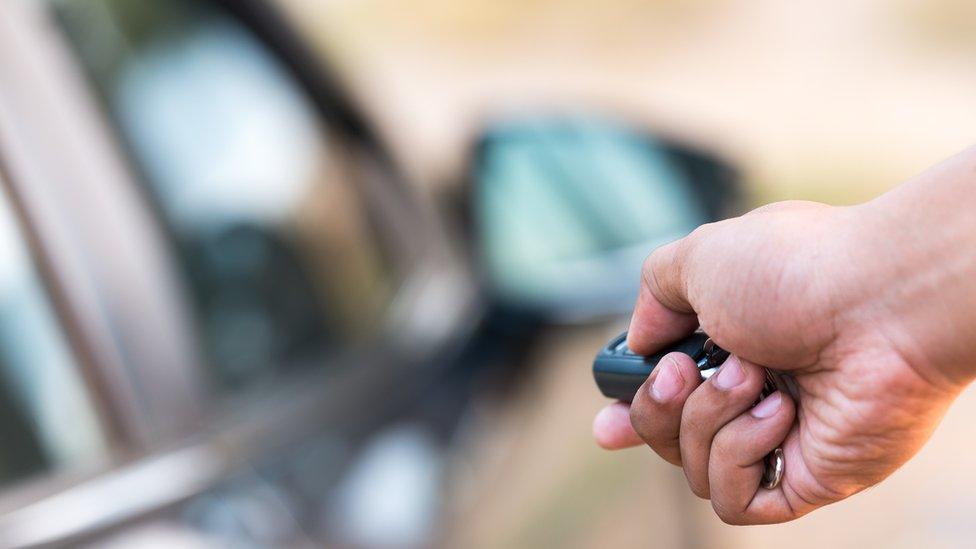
[53,1,398,391]
[0,183,106,486]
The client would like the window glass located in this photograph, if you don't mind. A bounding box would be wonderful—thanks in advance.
[51,0,400,392]
[0,182,107,487]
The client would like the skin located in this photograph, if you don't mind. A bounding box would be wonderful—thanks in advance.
[592,146,976,524]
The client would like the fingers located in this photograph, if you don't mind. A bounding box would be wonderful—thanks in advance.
[627,232,707,355]
[603,352,803,525]
[592,402,643,449]
[708,391,797,525]
[627,352,704,465]
[678,356,768,498]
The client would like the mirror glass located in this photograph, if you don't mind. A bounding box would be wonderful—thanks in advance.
[475,117,720,321]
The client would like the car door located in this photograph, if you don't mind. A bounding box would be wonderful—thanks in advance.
[0,0,478,545]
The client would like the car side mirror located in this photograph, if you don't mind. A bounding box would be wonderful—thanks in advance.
[469,115,740,323]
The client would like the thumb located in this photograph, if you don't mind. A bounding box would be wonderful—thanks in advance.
[627,230,708,355]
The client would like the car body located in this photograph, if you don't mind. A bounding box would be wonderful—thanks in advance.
[0,0,481,546]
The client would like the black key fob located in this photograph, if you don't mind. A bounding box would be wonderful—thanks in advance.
[593,330,789,490]
[592,331,728,402]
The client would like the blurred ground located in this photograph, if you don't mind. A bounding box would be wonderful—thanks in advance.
[272,1,976,546]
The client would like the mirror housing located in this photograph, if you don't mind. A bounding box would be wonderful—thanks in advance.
[468,115,740,323]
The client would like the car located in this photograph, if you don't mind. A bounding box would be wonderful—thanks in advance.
[0,0,739,546]
[0,0,481,546]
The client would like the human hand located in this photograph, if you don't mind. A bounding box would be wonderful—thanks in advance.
[592,149,976,524]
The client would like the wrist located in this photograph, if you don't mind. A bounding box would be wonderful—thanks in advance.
[851,153,976,388]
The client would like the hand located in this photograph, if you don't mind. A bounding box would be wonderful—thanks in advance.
[593,148,976,524]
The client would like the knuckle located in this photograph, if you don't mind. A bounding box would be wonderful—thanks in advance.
[641,247,659,273]
[712,500,747,525]
[628,400,660,444]
[741,365,767,394]
[628,402,650,437]
[682,383,720,421]
[697,315,724,344]
[642,244,672,280]
[710,429,737,462]
[687,221,716,241]
[679,402,709,438]
[642,221,724,314]
[644,246,672,282]
[685,473,711,500]
[643,242,689,311]
[746,199,822,217]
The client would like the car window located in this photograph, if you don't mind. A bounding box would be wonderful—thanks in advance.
[0,181,107,488]
[50,0,401,393]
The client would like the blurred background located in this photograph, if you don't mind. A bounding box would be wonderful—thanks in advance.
[276,1,976,546]
[0,0,975,547]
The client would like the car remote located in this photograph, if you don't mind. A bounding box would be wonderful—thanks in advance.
[593,330,787,489]
[593,331,729,402]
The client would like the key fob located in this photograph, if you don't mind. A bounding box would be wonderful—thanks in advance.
[593,331,726,402]
[593,330,788,490]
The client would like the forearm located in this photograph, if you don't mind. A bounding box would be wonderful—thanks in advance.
[855,146,976,387]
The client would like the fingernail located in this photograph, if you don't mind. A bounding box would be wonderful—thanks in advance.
[714,356,744,390]
[751,392,782,418]
[651,357,683,402]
